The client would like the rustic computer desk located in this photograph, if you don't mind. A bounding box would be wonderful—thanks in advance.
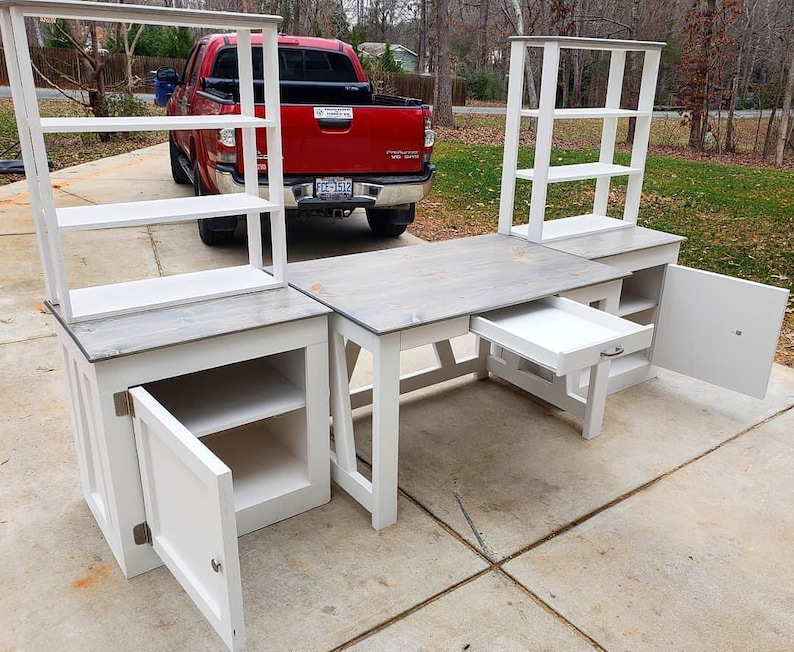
[287,233,649,529]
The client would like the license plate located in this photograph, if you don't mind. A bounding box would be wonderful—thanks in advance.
[315,177,352,200]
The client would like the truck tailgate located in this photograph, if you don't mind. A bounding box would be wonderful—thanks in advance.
[249,104,428,175]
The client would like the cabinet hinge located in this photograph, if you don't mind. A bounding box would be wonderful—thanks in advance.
[113,391,135,417]
[133,521,152,546]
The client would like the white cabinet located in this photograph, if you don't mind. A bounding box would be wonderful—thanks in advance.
[545,228,789,403]
[498,36,665,243]
[0,0,287,322]
[53,295,331,652]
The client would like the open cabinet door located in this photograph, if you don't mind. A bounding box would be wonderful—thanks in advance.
[129,387,245,651]
[652,265,789,399]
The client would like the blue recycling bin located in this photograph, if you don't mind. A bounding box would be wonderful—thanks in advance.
[151,67,178,107]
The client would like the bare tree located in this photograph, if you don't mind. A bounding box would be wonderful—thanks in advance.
[774,4,794,166]
[433,0,454,125]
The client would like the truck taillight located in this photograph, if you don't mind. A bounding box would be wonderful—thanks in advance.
[423,115,435,162]
[218,127,236,164]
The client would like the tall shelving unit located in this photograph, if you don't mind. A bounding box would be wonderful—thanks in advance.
[498,36,665,243]
[0,0,287,322]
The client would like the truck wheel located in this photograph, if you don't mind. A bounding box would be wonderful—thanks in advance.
[366,205,415,237]
[194,163,237,246]
[169,136,191,185]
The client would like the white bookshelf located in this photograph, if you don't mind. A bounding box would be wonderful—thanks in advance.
[0,0,288,323]
[498,36,665,243]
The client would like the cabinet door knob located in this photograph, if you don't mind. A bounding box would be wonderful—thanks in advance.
[211,558,222,573]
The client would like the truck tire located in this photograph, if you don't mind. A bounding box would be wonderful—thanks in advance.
[194,163,237,246]
[169,136,191,185]
[366,205,415,237]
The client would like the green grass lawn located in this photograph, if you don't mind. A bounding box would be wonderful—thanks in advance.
[424,139,793,299]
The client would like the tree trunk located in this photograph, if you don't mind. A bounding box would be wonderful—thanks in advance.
[774,45,794,166]
[476,0,489,68]
[433,0,454,126]
[626,0,640,144]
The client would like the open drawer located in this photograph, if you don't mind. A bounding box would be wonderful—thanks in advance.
[128,352,330,652]
[470,296,654,375]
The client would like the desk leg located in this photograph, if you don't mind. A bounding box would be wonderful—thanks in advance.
[582,360,609,440]
[371,332,401,529]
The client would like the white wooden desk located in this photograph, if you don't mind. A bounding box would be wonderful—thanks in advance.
[287,233,631,529]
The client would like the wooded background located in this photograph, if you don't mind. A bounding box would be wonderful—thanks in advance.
[10,0,794,162]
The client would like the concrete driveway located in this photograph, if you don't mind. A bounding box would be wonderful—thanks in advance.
[1,142,793,651]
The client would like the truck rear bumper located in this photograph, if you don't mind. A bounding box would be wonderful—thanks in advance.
[215,165,435,210]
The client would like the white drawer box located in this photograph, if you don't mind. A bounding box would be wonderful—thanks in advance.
[470,296,654,375]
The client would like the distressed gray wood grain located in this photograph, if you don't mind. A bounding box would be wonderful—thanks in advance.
[49,287,331,362]
[288,233,627,334]
[542,226,685,260]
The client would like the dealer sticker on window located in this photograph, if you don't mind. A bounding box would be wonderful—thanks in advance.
[313,106,353,120]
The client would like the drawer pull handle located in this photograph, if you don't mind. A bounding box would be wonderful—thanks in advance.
[601,345,624,358]
[211,558,222,573]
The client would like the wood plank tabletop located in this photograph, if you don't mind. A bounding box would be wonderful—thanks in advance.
[49,287,331,363]
[287,233,628,335]
[541,226,685,260]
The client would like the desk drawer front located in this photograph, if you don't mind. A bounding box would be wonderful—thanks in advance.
[471,296,654,375]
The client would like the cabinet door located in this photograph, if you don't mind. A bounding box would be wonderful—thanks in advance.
[652,265,789,398]
[129,387,245,652]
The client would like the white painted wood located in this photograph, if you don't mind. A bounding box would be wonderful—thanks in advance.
[69,266,281,322]
[512,215,632,241]
[129,386,245,652]
[497,39,527,235]
[593,49,626,217]
[470,296,653,376]
[262,27,288,282]
[516,162,641,183]
[526,40,562,242]
[370,332,401,530]
[617,292,657,317]
[521,107,647,119]
[501,36,663,243]
[9,0,282,29]
[40,115,274,133]
[518,35,666,51]
[144,358,305,437]
[329,331,357,472]
[652,265,789,398]
[3,0,288,322]
[0,8,56,301]
[623,48,662,224]
[57,194,279,232]
[7,5,71,314]
[582,360,609,439]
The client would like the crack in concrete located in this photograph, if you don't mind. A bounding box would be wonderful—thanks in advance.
[146,225,164,277]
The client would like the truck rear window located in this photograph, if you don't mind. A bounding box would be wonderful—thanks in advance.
[212,46,358,83]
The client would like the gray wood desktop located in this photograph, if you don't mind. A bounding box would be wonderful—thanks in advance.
[287,233,631,529]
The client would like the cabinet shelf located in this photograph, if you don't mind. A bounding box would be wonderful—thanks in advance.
[511,215,632,241]
[204,421,311,514]
[617,292,657,317]
[145,357,305,438]
[57,193,278,232]
[40,115,275,133]
[515,162,641,183]
[69,265,281,321]
[520,108,648,119]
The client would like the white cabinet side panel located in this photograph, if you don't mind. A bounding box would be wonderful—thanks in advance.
[129,387,245,651]
[653,265,788,398]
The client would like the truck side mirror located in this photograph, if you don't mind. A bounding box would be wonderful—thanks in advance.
[155,66,179,84]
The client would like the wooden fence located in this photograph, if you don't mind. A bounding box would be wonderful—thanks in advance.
[0,47,184,91]
[0,46,467,105]
[374,71,468,105]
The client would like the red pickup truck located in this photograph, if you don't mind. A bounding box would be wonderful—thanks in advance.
[160,34,435,244]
